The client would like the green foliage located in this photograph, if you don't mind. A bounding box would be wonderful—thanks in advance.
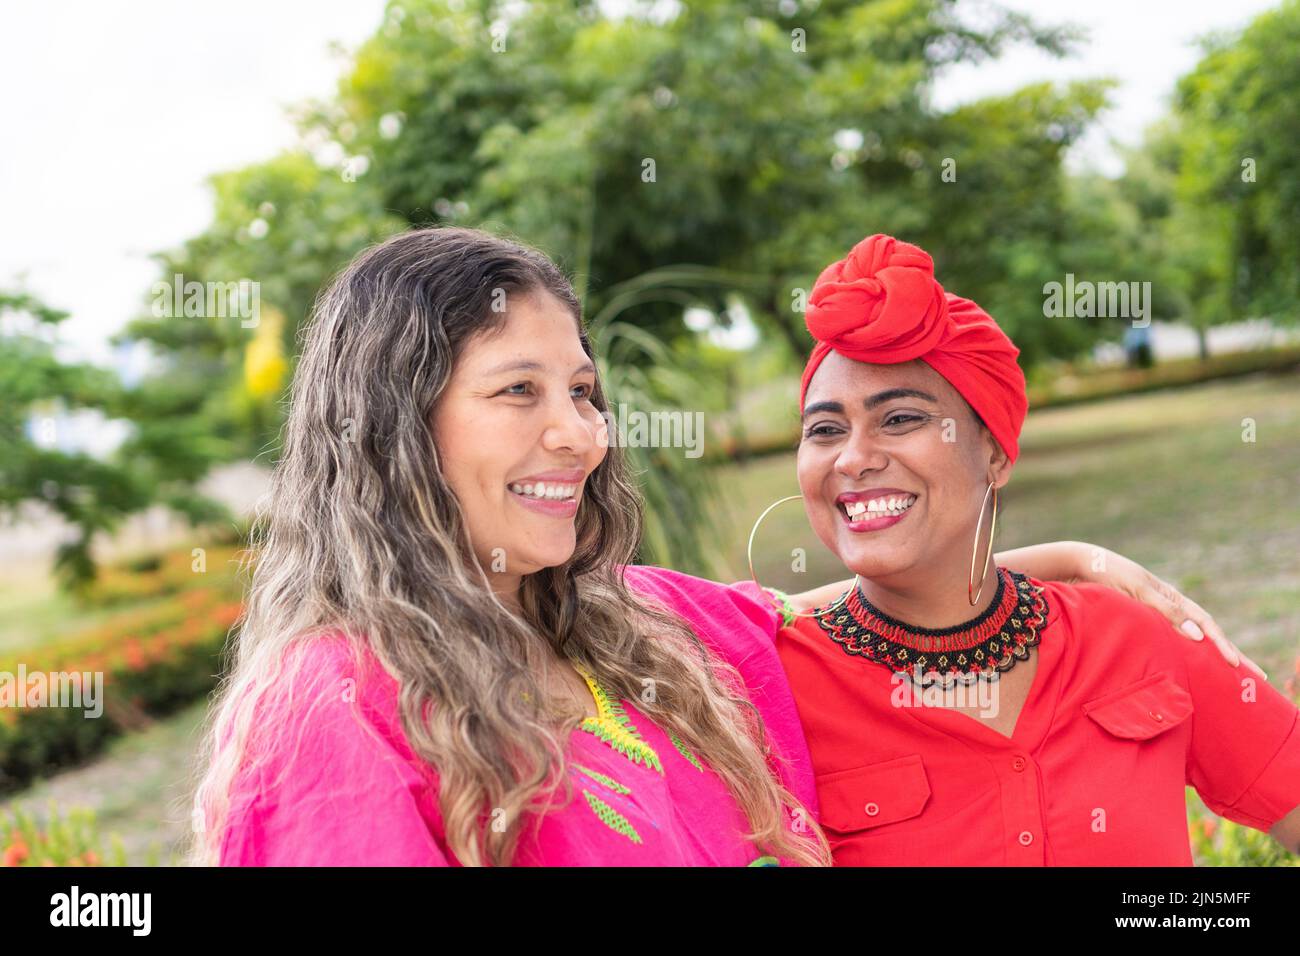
[103,0,1298,571]
[590,318,722,570]
[170,0,1103,567]
[911,80,1115,364]
[1090,2,1300,348]
[0,290,230,592]
[114,152,406,463]
[317,0,1104,366]
[1169,0,1300,323]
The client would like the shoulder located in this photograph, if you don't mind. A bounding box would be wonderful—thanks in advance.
[621,565,818,817]
[241,630,421,777]
[220,631,446,865]
[279,630,372,692]
[272,631,406,734]
[621,565,783,656]
[1034,576,1242,680]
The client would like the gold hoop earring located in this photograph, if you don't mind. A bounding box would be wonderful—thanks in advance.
[968,481,998,606]
[747,494,860,620]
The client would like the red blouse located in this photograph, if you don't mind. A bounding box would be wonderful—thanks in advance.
[774,574,1300,865]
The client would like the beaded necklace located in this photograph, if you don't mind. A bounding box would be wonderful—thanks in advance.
[814,567,1049,689]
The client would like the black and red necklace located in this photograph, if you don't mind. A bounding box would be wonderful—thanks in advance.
[814,567,1050,688]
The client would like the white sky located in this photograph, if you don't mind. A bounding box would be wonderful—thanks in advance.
[0,0,1281,368]
[931,0,1280,173]
[0,0,388,370]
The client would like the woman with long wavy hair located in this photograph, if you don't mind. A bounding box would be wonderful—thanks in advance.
[190,226,1234,866]
[191,226,834,866]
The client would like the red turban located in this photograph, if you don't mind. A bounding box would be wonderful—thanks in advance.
[799,234,1027,463]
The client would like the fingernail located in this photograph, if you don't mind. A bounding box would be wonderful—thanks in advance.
[1180,620,1204,640]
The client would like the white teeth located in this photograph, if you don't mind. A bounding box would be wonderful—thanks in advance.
[843,494,916,521]
[509,481,577,501]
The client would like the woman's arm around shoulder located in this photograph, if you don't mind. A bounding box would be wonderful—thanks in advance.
[783,541,1257,671]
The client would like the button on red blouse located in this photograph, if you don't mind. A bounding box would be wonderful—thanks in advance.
[774,577,1300,865]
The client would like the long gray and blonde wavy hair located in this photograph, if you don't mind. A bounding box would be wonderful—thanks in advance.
[189,226,830,866]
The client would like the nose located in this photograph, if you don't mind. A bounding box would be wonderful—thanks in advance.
[834,430,889,480]
[541,391,599,457]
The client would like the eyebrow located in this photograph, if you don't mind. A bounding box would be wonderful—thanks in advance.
[801,387,939,419]
[483,359,597,376]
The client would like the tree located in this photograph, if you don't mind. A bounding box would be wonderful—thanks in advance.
[0,291,228,592]
[115,152,405,464]
[1110,121,1234,359]
[1171,0,1300,325]
[306,0,1102,364]
[117,0,1118,573]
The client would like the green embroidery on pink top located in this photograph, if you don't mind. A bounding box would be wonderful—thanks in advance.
[574,663,663,774]
[572,763,632,795]
[764,587,798,629]
[572,762,640,841]
[582,790,642,844]
[572,664,712,846]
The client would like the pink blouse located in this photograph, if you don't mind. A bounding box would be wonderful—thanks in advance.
[218,566,819,866]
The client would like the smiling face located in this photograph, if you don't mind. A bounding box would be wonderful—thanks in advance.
[431,290,608,595]
[796,352,1012,583]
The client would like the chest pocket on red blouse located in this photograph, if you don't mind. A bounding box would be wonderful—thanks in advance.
[816,754,932,834]
[1082,671,1194,740]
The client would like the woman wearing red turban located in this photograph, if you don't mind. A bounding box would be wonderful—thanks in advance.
[768,234,1300,864]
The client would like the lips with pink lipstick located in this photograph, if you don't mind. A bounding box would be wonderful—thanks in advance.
[507,467,585,518]
[835,487,919,532]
